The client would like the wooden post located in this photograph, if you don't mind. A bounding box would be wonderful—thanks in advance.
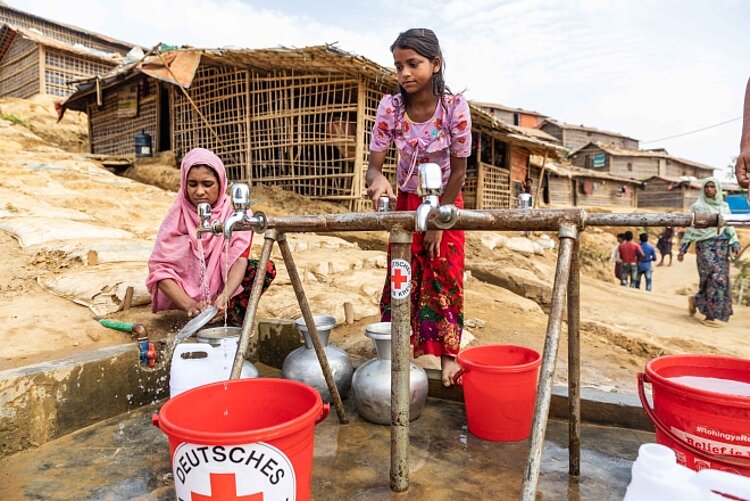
[534,150,548,208]
[352,78,367,211]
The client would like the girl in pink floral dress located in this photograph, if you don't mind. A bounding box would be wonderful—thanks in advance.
[366,28,472,386]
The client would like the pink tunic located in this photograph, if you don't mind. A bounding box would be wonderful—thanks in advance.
[369,93,472,193]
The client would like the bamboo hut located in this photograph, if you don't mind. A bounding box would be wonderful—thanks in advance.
[637,176,701,210]
[0,24,123,98]
[61,45,561,210]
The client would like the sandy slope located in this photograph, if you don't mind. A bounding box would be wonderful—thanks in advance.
[0,96,747,395]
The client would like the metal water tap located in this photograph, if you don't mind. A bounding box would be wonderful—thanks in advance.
[414,163,459,232]
[196,203,221,239]
[222,183,268,239]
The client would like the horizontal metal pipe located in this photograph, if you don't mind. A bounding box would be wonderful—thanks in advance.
[263,209,723,233]
[585,212,718,228]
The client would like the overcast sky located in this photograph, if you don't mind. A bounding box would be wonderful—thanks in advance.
[14,0,750,174]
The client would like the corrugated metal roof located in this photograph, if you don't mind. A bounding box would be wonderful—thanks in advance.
[531,156,643,185]
[541,118,639,142]
[571,141,715,172]
[472,100,548,118]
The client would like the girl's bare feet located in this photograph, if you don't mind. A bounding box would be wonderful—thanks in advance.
[441,355,460,387]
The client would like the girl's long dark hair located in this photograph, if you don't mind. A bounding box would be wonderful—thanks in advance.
[390,28,450,109]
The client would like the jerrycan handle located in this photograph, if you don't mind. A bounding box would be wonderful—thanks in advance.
[452,367,467,386]
[315,403,330,425]
[151,413,160,429]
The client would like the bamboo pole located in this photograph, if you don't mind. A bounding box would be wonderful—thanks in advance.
[389,227,412,493]
[520,222,577,501]
[230,231,276,379]
[277,232,348,424]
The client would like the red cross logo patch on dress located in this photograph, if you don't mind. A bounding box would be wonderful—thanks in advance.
[390,259,411,300]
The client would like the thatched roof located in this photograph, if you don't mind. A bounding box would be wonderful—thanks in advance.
[0,4,136,54]
[0,24,123,65]
[60,44,565,157]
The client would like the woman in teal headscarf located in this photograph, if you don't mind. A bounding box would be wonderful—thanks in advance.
[677,177,740,326]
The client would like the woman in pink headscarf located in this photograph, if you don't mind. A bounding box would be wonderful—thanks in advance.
[146,148,275,322]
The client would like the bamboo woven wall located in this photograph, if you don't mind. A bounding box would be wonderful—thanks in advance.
[173,65,249,181]
[355,83,398,211]
[88,78,159,155]
[248,71,358,203]
[44,48,114,97]
[0,36,38,98]
[470,129,511,209]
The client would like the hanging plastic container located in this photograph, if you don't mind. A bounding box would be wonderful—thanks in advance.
[282,315,353,403]
[170,332,258,398]
[638,354,750,475]
[624,443,750,500]
[153,378,330,501]
[453,344,541,442]
[351,322,429,425]
[135,129,152,157]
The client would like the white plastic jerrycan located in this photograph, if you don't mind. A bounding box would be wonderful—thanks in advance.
[169,337,259,398]
[624,443,750,501]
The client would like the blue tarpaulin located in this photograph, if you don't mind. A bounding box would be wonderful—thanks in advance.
[726,193,750,214]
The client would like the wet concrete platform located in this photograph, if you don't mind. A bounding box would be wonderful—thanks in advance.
[0,392,653,500]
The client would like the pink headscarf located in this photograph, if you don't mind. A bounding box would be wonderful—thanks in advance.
[146,148,253,312]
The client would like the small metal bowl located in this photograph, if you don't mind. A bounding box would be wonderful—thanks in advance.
[196,326,241,346]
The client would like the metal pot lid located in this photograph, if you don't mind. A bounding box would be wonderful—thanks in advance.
[175,305,218,341]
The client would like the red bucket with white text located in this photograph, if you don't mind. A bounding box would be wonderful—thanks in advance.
[638,354,750,475]
[153,378,329,500]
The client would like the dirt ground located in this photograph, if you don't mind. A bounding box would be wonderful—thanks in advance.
[1,96,749,395]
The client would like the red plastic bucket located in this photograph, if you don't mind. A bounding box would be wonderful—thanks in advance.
[638,354,750,475]
[454,344,541,441]
[153,377,329,500]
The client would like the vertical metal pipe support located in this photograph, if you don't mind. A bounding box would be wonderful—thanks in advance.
[389,228,412,493]
[277,232,349,425]
[568,237,581,476]
[520,222,578,501]
[231,230,276,379]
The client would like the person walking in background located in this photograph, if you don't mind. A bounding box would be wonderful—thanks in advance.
[635,233,657,291]
[618,231,643,287]
[678,177,740,327]
[366,28,471,386]
[656,226,674,266]
[610,233,625,282]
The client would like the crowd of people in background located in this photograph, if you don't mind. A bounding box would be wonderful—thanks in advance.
[608,177,740,327]
[610,230,663,292]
